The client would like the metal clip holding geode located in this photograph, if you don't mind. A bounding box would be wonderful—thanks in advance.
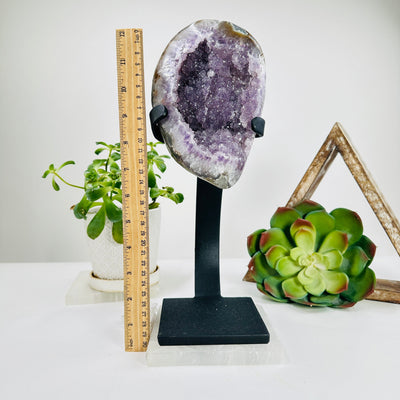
[151,20,266,189]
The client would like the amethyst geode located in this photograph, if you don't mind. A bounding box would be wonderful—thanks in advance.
[152,20,266,189]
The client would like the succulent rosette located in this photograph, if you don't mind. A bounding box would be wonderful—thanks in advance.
[247,200,376,307]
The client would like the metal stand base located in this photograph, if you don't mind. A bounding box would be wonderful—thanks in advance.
[158,296,269,346]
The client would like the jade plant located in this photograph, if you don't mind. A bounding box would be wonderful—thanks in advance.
[247,200,376,308]
[42,141,183,244]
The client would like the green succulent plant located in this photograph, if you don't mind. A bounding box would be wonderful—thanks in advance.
[247,200,376,308]
[42,141,183,244]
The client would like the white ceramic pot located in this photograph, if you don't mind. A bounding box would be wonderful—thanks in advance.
[84,206,161,292]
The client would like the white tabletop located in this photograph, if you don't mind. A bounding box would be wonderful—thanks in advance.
[1,258,400,400]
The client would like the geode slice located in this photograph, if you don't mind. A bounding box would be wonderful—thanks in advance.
[152,19,266,189]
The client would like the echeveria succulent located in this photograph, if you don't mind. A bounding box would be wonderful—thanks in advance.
[247,200,376,308]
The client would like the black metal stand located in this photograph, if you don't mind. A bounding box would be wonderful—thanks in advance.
[150,106,269,346]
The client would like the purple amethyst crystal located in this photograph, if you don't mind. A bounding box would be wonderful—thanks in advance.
[152,20,266,189]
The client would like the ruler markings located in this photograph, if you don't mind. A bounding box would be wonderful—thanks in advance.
[116,28,150,352]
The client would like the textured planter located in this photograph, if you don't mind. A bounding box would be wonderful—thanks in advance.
[84,207,161,292]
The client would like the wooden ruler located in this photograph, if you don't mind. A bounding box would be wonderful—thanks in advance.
[116,28,150,352]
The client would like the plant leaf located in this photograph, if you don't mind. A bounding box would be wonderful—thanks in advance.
[265,245,289,269]
[259,228,292,254]
[293,200,325,218]
[340,267,376,302]
[330,208,363,246]
[112,220,123,244]
[305,210,336,248]
[42,170,50,178]
[167,192,184,204]
[87,205,106,239]
[173,193,184,203]
[149,202,160,209]
[303,270,326,296]
[275,256,302,277]
[154,157,166,172]
[86,186,109,201]
[73,195,93,219]
[111,152,121,161]
[257,283,289,302]
[309,293,342,307]
[91,159,106,168]
[282,277,308,299]
[290,219,316,240]
[147,150,157,159]
[319,230,348,253]
[297,265,318,286]
[340,246,369,276]
[294,229,316,254]
[323,249,343,270]
[149,187,161,199]
[148,166,156,188]
[247,228,266,256]
[263,274,286,299]
[248,251,276,283]
[290,247,306,262]
[352,235,376,267]
[109,161,120,171]
[58,160,75,170]
[94,148,106,155]
[321,270,349,294]
[270,207,301,233]
[95,141,109,147]
[112,194,122,203]
[52,177,60,191]
[104,196,122,223]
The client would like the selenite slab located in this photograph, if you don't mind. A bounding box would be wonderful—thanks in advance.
[152,20,266,189]
[146,304,287,366]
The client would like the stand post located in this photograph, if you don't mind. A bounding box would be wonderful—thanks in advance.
[195,178,222,297]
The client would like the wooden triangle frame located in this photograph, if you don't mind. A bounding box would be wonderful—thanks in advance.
[244,122,400,303]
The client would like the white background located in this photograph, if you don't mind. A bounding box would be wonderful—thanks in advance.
[1,0,399,263]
